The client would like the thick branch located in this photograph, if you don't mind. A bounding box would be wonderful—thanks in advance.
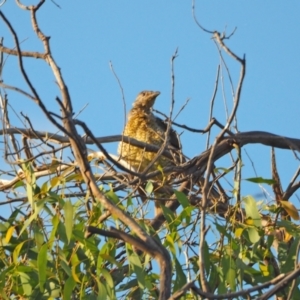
[1,128,300,155]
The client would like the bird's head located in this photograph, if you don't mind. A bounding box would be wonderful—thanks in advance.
[132,90,160,111]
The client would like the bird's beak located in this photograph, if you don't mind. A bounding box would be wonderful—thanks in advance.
[153,91,160,98]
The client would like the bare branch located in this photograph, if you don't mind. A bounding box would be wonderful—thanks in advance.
[0,44,45,59]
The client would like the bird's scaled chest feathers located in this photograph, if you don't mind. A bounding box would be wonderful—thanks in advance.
[124,109,165,144]
[118,109,171,172]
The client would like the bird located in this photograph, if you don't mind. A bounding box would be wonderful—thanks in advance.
[118,90,182,213]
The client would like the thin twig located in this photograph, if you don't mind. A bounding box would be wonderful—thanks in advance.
[206,65,220,149]
[192,0,214,34]
[109,61,126,130]
[141,49,178,175]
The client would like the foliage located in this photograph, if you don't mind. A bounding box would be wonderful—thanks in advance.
[0,2,300,300]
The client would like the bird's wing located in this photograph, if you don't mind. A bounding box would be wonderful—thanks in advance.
[155,117,181,150]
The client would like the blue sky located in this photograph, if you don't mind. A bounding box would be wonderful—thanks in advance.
[1,1,300,210]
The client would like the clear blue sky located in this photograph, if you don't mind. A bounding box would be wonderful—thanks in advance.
[1,1,300,209]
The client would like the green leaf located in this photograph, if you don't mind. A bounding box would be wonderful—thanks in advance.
[64,200,74,244]
[246,227,260,243]
[178,206,193,226]
[127,248,145,292]
[173,257,187,291]
[18,201,43,236]
[105,190,120,204]
[174,190,190,208]
[33,227,44,250]
[215,223,232,239]
[203,241,211,274]
[97,280,108,300]
[101,268,114,290]
[0,291,9,300]
[37,243,48,292]
[222,255,236,291]
[63,276,76,299]
[13,180,25,188]
[57,221,68,244]
[165,234,176,255]
[160,205,176,228]
[50,176,61,188]
[245,177,276,185]
[13,240,27,264]
[281,237,300,273]
[19,272,32,296]
[60,260,72,277]
[40,181,48,194]
[65,172,83,182]
[277,220,299,236]
[49,214,59,248]
[21,161,37,209]
[145,181,154,194]
[226,267,236,291]
[243,196,262,227]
